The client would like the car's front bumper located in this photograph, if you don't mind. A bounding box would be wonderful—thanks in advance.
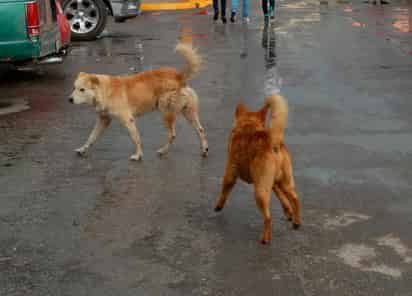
[112,0,141,19]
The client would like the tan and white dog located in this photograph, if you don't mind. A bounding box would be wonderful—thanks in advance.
[69,43,208,161]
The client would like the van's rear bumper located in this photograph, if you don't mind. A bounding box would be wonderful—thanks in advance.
[0,41,68,66]
[0,40,40,63]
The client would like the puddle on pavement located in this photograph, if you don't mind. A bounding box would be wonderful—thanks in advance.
[323,212,371,230]
[377,234,412,263]
[97,31,159,41]
[0,99,30,116]
[282,0,320,10]
[70,38,148,73]
[332,234,412,279]
[69,31,160,66]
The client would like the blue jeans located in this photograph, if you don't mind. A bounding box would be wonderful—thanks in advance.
[231,0,249,18]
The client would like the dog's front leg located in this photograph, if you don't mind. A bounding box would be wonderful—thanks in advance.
[76,114,111,156]
[120,116,143,161]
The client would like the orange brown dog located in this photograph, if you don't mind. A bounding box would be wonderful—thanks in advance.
[214,94,301,244]
[69,43,208,161]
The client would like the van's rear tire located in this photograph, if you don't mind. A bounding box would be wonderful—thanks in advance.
[62,0,107,41]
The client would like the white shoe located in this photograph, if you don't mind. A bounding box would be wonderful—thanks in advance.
[242,17,250,24]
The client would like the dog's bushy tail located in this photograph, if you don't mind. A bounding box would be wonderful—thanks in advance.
[175,42,202,81]
[265,93,288,148]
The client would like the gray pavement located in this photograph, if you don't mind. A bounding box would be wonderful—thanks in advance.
[1,0,412,295]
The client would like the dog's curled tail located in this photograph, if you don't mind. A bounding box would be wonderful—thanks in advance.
[175,42,202,81]
[265,93,288,148]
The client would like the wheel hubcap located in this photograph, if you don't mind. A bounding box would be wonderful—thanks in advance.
[64,0,99,34]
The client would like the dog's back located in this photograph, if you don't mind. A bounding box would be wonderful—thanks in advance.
[229,128,274,183]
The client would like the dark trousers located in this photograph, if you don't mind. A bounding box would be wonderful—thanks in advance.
[213,0,227,16]
[262,0,275,15]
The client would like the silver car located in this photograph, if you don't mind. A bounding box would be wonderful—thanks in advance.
[62,0,140,41]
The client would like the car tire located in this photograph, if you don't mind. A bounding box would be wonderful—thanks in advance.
[62,0,108,41]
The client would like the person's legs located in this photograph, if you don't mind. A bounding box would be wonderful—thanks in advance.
[269,0,275,18]
[242,0,249,18]
[262,0,269,16]
[221,0,227,23]
[213,0,219,20]
[230,0,238,22]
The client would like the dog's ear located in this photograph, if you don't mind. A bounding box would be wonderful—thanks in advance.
[79,72,87,77]
[88,75,100,88]
[258,104,269,122]
[235,103,247,118]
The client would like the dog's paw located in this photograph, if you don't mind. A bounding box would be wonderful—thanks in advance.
[214,205,223,212]
[201,147,209,157]
[260,233,272,244]
[75,147,87,156]
[260,237,271,245]
[214,199,224,212]
[157,147,169,156]
[130,152,143,161]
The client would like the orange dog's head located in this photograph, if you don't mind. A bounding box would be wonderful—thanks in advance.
[69,72,100,105]
[234,103,269,130]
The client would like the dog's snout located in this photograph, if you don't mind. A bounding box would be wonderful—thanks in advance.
[68,97,74,103]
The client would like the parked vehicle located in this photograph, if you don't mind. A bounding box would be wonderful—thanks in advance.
[62,0,141,41]
[0,0,70,67]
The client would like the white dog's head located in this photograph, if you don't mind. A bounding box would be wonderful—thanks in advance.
[69,72,100,105]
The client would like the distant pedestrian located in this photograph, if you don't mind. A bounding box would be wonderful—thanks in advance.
[262,0,275,23]
[230,0,250,24]
[364,0,390,4]
[213,0,228,23]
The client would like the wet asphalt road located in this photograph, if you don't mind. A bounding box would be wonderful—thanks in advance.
[1,0,412,295]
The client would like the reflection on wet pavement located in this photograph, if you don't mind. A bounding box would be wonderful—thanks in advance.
[392,7,412,33]
[262,23,282,95]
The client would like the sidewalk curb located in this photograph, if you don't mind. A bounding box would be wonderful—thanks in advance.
[141,0,211,11]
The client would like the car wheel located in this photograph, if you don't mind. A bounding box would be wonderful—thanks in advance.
[62,0,107,41]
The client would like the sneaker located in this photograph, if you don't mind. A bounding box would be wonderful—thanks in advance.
[222,16,227,24]
[242,17,250,24]
[269,5,275,19]
[230,12,236,23]
[213,11,219,21]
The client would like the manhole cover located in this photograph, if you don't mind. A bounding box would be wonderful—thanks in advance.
[0,99,30,116]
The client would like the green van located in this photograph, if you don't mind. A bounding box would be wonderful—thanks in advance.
[0,0,70,66]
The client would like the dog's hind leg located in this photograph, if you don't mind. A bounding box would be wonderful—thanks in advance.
[214,161,237,211]
[255,185,273,244]
[76,114,111,156]
[182,108,208,157]
[180,88,208,157]
[251,162,275,244]
[273,185,294,222]
[157,112,176,156]
[278,182,301,229]
[119,116,143,161]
